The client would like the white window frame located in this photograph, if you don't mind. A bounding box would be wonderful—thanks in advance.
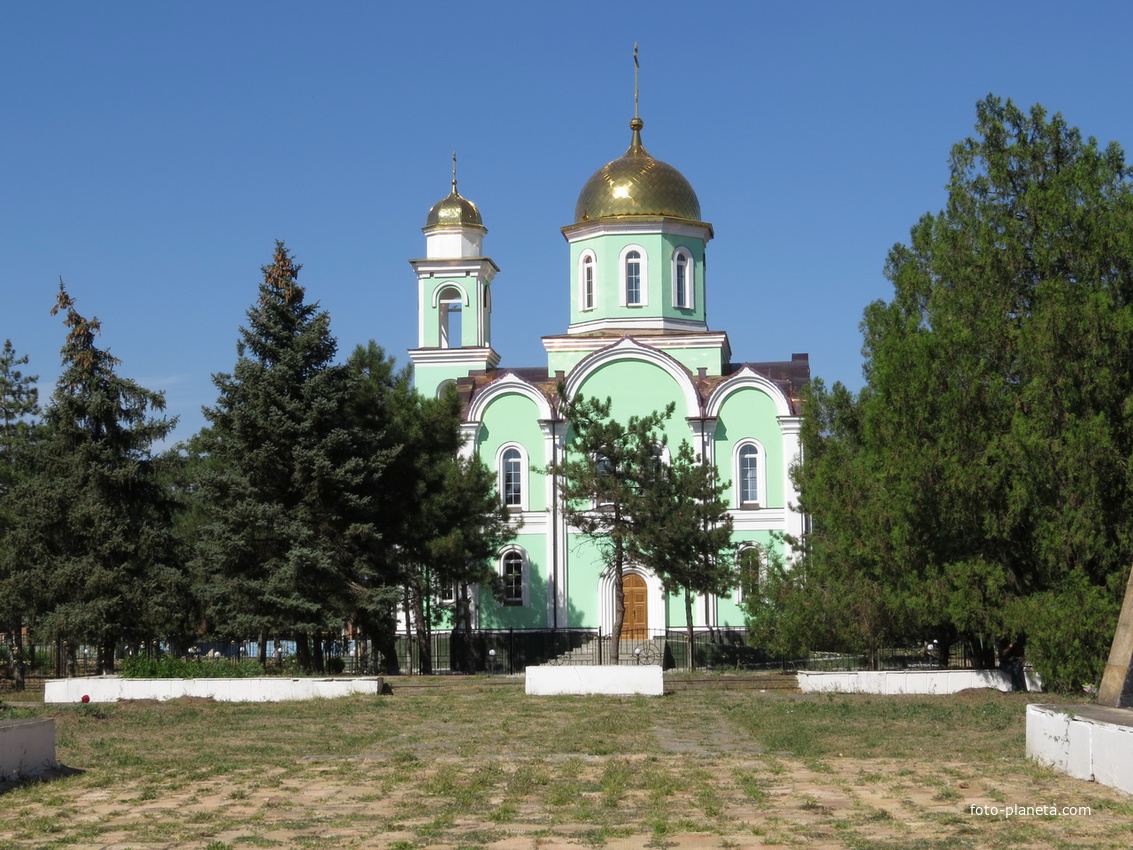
[437,285,464,349]
[579,250,597,312]
[733,439,766,509]
[619,244,648,307]
[734,544,763,604]
[496,443,529,511]
[498,546,528,606]
[672,247,694,310]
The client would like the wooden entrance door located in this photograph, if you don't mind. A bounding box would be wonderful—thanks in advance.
[623,573,648,639]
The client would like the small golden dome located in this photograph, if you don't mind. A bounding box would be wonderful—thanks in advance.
[574,118,701,223]
[426,183,483,228]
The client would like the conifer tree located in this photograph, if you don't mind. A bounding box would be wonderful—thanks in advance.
[194,243,389,671]
[550,392,673,662]
[345,344,512,674]
[7,285,181,674]
[781,97,1133,686]
[633,439,735,666]
[0,340,41,688]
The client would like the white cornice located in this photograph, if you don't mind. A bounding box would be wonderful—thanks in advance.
[565,316,709,336]
[544,330,731,361]
[408,347,501,368]
[409,257,500,276]
[561,218,713,243]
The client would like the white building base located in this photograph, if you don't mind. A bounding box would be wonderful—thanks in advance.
[526,664,664,696]
[44,676,384,704]
[797,668,1042,695]
[1027,704,1133,795]
[0,719,56,780]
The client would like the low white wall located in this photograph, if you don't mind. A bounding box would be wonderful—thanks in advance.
[44,676,384,704]
[526,665,664,696]
[0,719,56,780]
[797,668,1041,695]
[1027,704,1133,795]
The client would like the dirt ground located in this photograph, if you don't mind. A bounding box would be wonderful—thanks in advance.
[2,679,1132,849]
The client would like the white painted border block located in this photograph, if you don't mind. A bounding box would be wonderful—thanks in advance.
[796,669,1036,695]
[44,677,384,704]
[0,720,56,780]
[525,665,663,696]
[1027,704,1133,794]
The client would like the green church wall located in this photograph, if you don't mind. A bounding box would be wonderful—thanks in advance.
[475,391,548,513]
[714,387,786,508]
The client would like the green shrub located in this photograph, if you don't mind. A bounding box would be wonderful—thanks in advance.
[120,656,268,679]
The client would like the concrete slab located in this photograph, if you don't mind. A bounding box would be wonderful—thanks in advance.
[1027,703,1133,795]
[525,664,663,696]
[797,668,1042,695]
[0,719,57,780]
[44,676,384,703]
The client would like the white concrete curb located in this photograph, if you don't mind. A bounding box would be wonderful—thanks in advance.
[526,665,664,696]
[44,676,384,704]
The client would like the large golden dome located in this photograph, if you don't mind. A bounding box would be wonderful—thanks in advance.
[425,182,483,228]
[574,118,701,223]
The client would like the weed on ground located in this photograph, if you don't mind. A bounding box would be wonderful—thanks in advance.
[0,678,1128,848]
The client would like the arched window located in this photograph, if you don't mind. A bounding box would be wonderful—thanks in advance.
[437,285,463,348]
[502,447,522,507]
[735,545,763,603]
[619,245,648,307]
[734,441,764,508]
[672,248,694,309]
[497,443,528,511]
[580,252,596,311]
[500,548,526,605]
[625,251,642,305]
[436,379,457,399]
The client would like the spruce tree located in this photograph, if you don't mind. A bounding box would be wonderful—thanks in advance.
[194,243,389,671]
[0,340,41,688]
[8,285,180,674]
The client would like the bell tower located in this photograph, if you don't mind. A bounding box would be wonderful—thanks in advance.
[408,158,500,396]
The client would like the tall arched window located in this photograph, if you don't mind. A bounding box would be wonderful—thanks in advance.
[500,549,526,605]
[438,286,463,348]
[737,442,761,507]
[672,248,694,309]
[625,250,642,305]
[497,443,528,511]
[502,447,522,507]
[581,253,596,311]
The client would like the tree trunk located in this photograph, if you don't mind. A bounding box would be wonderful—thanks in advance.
[610,549,626,664]
[12,618,26,691]
[98,639,115,675]
[410,581,433,675]
[684,588,696,672]
[295,632,312,674]
[258,628,268,667]
[313,633,325,674]
[63,639,78,678]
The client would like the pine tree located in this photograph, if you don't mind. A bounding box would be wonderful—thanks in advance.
[7,284,181,674]
[345,343,512,674]
[550,391,673,662]
[633,440,735,668]
[194,243,389,671]
[0,340,41,688]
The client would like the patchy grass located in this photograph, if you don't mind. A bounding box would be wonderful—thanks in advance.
[0,679,1126,847]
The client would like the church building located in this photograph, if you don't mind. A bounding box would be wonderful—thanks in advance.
[408,112,808,637]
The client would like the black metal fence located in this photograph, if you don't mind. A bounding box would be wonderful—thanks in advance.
[0,631,980,686]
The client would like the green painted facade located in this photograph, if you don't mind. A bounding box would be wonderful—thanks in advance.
[409,117,808,635]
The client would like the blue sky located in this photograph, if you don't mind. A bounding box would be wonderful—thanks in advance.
[5,2,1133,445]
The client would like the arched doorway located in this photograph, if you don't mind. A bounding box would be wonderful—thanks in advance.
[622,573,648,639]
